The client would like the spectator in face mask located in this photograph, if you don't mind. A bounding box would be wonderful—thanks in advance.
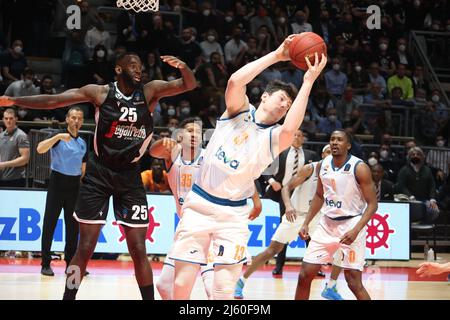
[201,103,219,129]
[87,44,114,85]
[317,108,342,136]
[378,143,402,181]
[85,17,113,59]
[324,58,348,101]
[397,147,439,222]
[35,75,66,122]
[250,5,277,40]
[2,39,28,84]
[178,100,192,121]
[281,62,304,91]
[367,151,380,167]
[373,37,396,77]
[4,68,39,100]
[426,136,450,176]
[290,10,313,34]
[371,163,394,201]
[200,29,224,63]
[430,89,449,121]
[393,38,414,71]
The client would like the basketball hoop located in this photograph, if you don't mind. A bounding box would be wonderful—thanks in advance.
[116,0,159,12]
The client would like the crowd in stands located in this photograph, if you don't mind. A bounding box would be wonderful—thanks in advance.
[0,0,449,215]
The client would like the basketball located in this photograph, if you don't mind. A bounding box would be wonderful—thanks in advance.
[288,32,327,70]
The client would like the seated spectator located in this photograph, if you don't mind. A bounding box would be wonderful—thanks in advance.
[426,135,450,176]
[196,51,228,89]
[371,163,394,201]
[310,87,335,119]
[243,37,263,64]
[178,28,202,70]
[4,68,39,99]
[200,29,224,63]
[368,62,387,94]
[116,11,151,52]
[336,86,359,122]
[411,65,429,94]
[324,58,348,100]
[392,38,414,71]
[390,86,414,106]
[224,26,248,70]
[141,158,170,193]
[281,62,304,91]
[430,89,449,122]
[367,151,380,167]
[258,64,282,88]
[0,108,30,187]
[143,51,163,81]
[1,39,28,85]
[348,61,370,105]
[418,102,440,145]
[396,147,439,223]
[84,16,113,59]
[345,127,363,159]
[35,75,65,121]
[250,5,277,39]
[255,25,276,57]
[274,12,292,45]
[290,10,313,34]
[166,117,179,133]
[300,110,317,139]
[313,9,336,46]
[387,64,414,100]
[378,143,402,182]
[343,108,366,135]
[373,37,396,77]
[437,159,450,211]
[317,108,342,136]
[87,44,113,85]
[201,103,219,129]
[335,13,359,53]
[363,83,388,106]
[414,88,428,105]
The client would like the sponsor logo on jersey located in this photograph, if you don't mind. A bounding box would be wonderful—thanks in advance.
[233,132,249,145]
[215,146,240,169]
[104,121,147,139]
[325,197,342,208]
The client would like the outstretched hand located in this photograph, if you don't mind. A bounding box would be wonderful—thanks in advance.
[161,55,187,70]
[303,52,327,83]
[274,34,296,62]
[0,96,14,107]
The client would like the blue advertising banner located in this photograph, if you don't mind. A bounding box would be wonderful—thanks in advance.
[0,190,409,260]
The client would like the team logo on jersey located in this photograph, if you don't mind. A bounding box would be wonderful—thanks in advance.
[215,146,240,169]
[104,121,147,139]
[197,156,204,166]
[343,164,351,172]
[233,132,249,145]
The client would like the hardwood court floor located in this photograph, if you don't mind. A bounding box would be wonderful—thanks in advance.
[0,254,449,300]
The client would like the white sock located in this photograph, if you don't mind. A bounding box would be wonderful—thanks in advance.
[328,279,337,288]
[241,276,247,283]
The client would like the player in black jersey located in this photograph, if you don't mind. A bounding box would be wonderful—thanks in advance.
[0,53,196,300]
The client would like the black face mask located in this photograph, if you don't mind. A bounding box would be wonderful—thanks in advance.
[410,157,421,164]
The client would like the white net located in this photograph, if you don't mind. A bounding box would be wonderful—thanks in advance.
[116,0,159,12]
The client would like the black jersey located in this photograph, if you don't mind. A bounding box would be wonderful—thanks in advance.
[94,82,154,170]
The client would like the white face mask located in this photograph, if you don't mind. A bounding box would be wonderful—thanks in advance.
[203,9,210,16]
[333,64,340,71]
[24,79,33,87]
[436,140,445,147]
[18,110,27,118]
[398,44,406,52]
[173,5,181,12]
[355,65,362,72]
[379,43,388,51]
[431,95,440,103]
[167,108,176,116]
[414,0,420,6]
[368,157,378,166]
[96,50,105,58]
[380,150,389,159]
[279,17,286,24]
[258,33,266,40]
[167,76,176,81]
[207,35,215,42]
[328,115,337,122]
[181,107,190,115]
[225,16,233,22]
[14,46,22,54]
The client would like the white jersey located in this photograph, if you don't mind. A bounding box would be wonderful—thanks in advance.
[167,148,206,215]
[290,161,319,213]
[194,105,278,202]
[319,154,366,219]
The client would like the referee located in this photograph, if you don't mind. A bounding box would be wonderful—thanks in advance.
[37,107,87,276]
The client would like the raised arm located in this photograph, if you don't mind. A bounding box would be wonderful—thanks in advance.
[0,84,106,109]
[281,163,314,223]
[223,36,294,118]
[144,56,196,109]
[340,162,378,245]
[275,53,327,152]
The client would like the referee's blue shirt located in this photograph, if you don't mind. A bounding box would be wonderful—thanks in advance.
[50,131,87,176]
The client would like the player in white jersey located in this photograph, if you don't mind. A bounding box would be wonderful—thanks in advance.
[233,144,332,299]
[150,118,261,299]
[170,34,327,300]
[295,130,378,300]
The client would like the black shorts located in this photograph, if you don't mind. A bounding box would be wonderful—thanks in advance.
[74,155,148,228]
